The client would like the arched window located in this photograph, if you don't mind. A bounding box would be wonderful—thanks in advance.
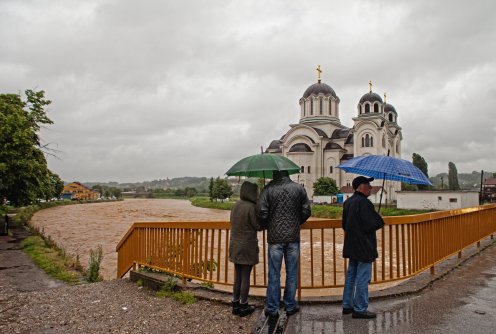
[319,99,323,115]
[374,103,379,113]
[388,113,393,122]
[330,100,333,115]
[310,99,313,115]
[301,166,304,173]
[329,166,333,174]
[307,166,311,173]
[365,104,370,113]
[303,101,306,116]
[363,134,374,147]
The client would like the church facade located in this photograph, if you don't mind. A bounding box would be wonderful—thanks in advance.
[265,68,403,201]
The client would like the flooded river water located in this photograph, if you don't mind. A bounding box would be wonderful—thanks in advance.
[31,199,230,280]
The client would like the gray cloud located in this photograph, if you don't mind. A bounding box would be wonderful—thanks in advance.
[1,0,495,182]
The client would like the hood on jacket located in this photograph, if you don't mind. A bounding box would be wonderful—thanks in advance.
[240,181,258,204]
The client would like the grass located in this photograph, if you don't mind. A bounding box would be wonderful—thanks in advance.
[156,276,196,305]
[20,235,83,284]
[190,197,236,210]
[190,196,431,217]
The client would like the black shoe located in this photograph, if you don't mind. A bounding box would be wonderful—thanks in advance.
[286,306,300,316]
[238,303,255,317]
[342,307,353,315]
[232,301,240,315]
[352,311,376,319]
[264,309,279,318]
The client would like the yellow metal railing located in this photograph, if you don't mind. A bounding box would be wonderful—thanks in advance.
[116,204,496,297]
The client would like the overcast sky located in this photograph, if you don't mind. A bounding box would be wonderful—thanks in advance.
[1,0,495,183]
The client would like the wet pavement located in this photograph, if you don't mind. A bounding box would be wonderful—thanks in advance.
[283,240,496,334]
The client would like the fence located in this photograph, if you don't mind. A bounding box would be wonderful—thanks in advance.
[116,204,496,297]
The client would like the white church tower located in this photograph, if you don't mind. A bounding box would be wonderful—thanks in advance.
[265,67,402,201]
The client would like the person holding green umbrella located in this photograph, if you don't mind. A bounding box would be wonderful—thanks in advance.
[257,170,311,319]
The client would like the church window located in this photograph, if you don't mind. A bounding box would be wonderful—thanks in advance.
[303,101,306,116]
[307,166,311,173]
[330,100,332,115]
[301,166,304,173]
[374,103,379,113]
[329,166,333,174]
[320,99,323,115]
[388,113,393,122]
[365,104,370,113]
[363,134,374,147]
[310,99,313,115]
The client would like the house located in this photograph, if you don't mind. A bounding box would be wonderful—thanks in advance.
[397,191,479,210]
[482,177,496,203]
[61,182,100,200]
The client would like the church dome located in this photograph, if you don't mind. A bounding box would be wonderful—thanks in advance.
[359,92,383,104]
[302,82,338,99]
[384,103,397,114]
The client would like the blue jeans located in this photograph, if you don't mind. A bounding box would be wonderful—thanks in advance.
[266,242,300,315]
[342,259,372,313]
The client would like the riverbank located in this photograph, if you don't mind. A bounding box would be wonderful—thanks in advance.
[30,198,230,280]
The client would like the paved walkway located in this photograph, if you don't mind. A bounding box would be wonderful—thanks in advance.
[281,239,496,333]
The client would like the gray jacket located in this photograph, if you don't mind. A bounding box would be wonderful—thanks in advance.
[229,182,263,265]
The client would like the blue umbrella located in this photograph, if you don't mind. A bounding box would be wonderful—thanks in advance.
[337,155,432,185]
[337,155,432,213]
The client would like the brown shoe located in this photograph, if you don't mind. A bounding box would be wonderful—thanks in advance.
[352,311,376,319]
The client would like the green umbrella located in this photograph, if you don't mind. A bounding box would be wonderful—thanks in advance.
[225,153,301,179]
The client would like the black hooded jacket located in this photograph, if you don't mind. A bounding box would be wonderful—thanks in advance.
[342,191,385,262]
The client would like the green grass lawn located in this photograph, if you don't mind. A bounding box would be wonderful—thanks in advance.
[21,236,83,284]
[190,196,432,217]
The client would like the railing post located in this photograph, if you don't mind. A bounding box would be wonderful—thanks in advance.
[182,229,189,285]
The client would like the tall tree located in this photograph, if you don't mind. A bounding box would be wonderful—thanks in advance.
[212,177,233,202]
[0,90,54,205]
[313,177,339,196]
[412,153,429,190]
[448,162,460,190]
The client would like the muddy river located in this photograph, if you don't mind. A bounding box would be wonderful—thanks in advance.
[31,199,230,280]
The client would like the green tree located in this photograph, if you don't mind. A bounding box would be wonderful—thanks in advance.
[185,187,198,197]
[208,177,214,201]
[313,177,339,196]
[448,162,460,190]
[0,90,54,206]
[412,153,429,190]
[212,177,233,202]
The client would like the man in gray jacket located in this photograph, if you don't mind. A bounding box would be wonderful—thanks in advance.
[257,170,311,318]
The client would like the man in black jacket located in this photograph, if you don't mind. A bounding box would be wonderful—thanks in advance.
[342,176,384,319]
[257,170,311,318]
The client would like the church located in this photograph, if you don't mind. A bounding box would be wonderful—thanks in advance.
[265,66,403,202]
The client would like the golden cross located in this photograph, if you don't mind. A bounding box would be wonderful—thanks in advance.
[317,65,322,81]
[369,80,372,93]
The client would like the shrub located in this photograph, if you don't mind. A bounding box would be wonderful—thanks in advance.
[86,245,103,282]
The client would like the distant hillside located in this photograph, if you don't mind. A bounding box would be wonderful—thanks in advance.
[430,170,496,190]
[84,177,211,191]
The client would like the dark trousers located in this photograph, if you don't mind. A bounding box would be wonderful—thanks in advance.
[233,264,253,304]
